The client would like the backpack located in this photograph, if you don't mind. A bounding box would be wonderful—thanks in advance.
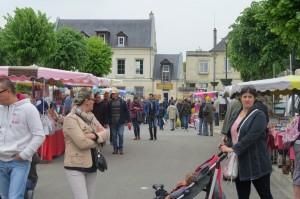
[283,116,300,147]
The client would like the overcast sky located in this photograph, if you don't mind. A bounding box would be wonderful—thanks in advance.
[0,0,254,58]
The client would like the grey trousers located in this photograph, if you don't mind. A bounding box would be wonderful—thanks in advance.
[65,169,97,199]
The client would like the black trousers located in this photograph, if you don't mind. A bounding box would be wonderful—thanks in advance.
[235,174,273,199]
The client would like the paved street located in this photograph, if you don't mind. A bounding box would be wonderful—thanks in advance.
[34,122,293,199]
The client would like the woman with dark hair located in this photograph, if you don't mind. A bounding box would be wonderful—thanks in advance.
[219,85,273,199]
[63,87,108,199]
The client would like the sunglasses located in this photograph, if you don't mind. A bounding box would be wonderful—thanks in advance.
[0,89,8,94]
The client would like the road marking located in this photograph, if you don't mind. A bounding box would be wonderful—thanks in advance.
[140,187,149,190]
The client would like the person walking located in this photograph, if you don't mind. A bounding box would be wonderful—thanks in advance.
[144,93,160,140]
[219,85,273,199]
[158,103,166,130]
[167,101,179,131]
[63,87,108,199]
[180,99,191,131]
[213,95,220,126]
[106,87,131,154]
[198,98,208,135]
[130,95,143,140]
[203,96,215,136]
[0,77,45,199]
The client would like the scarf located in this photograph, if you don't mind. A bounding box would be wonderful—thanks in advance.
[73,106,96,131]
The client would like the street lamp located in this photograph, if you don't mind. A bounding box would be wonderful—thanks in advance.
[224,37,229,80]
[220,37,232,86]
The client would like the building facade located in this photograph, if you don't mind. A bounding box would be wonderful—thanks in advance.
[55,12,183,101]
[186,38,242,92]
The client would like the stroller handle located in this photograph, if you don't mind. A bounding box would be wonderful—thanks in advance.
[216,152,227,164]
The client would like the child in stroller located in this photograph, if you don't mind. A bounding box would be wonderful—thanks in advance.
[153,172,195,199]
[153,153,227,199]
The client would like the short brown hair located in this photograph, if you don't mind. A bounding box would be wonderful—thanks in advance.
[0,77,15,94]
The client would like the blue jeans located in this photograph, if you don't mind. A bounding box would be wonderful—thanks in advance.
[198,118,208,135]
[181,115,189,130]
[132,120,140,138]
[0,159,31,199]
[110,124,124,151]
[148,116,158,128]
[157,117,164,129]
[214,112,219,126]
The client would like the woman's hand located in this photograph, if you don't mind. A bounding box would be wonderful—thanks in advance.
[218,144,234,153]
[85,133,96,140]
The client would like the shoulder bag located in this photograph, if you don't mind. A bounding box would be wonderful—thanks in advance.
[94,144,107,172]
[223,109,258,181]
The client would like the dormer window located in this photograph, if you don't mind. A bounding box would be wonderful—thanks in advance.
[118,37,125,46]
[116,31,127,47]
[95,27,110,43]
[98,33,106,42]
[162,65,170,82]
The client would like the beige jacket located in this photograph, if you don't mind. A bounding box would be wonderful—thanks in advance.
[167,105,179,120]
[63,111,108,168]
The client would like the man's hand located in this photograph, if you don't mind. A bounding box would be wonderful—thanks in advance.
[14,153,24,161]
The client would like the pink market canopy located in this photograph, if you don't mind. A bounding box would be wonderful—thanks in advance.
[0,66,110,87]
[232,75,300,95]
[191,91,218,98]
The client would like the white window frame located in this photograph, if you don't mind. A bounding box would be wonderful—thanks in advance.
[118,36,125,46]
[162,65,170,82]
[199,61,208,74]
[224,58,232,72]
[135,59,144,75]
[98,33,106,42]
[117,59,125,74]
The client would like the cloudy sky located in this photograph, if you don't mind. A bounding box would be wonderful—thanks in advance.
[0,0,254,57]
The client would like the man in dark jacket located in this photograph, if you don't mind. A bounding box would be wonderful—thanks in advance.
[198,98,208,135]
[144,94,160,140]
[106,88,131,155]
[180,99,191,131]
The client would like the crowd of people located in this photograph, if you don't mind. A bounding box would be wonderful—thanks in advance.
[1,77,298,199]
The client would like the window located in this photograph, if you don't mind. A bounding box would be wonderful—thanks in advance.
[118,37,125,46]
[199,61,208,73]
[189,83,196,87]
[224,58,232,72]
[134,87,144,98]
[162,65,170,82]
[98,33,106,42]
[199,83,208,88]
[117,59,125,74]
[135,59,144,75]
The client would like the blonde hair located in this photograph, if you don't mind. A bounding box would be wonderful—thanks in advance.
[185,172,195,185]
[73,87,92,106]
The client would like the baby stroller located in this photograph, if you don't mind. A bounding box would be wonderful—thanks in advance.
[153,152,227,199]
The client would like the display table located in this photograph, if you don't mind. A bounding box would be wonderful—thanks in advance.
[38,129,65,162]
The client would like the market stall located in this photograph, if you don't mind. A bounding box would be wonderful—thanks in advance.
[0,65,104,162]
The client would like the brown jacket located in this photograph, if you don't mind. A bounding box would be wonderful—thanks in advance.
[63,111,108,168]
[203,102,215,122]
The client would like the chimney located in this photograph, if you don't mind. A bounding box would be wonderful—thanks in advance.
[213,28,217,48]
[149,11,154,19]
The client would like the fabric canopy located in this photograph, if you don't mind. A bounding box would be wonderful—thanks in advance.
[232,75,300,95]
[0,66,110,86]
[192,91,218,98]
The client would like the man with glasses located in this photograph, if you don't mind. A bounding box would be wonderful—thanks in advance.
[0,77,45,199]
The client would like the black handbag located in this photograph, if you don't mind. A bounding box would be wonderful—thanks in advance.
[94,148,107,172]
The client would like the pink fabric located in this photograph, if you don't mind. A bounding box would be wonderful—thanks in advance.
[290,146,295,160]
[230,117,243,145]
[16,93,26,101]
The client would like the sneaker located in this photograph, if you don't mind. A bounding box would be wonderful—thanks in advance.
[119,150,123,155]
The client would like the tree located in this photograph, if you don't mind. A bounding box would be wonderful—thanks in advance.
[0,7,56,66]
[228,2,290,81]
[84,36,113,77]
[259,0,300,48]
[44,26,88,71]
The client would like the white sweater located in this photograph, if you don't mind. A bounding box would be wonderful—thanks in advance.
[0,98,45,161]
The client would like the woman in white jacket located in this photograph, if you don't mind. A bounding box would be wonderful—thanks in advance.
[167,101,179,131]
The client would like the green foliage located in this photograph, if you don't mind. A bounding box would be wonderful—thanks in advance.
[44,26,88,71]
[228,2,290,81]
[0,7,57,66]
[259,0,300,48]
[84,36,113,77]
